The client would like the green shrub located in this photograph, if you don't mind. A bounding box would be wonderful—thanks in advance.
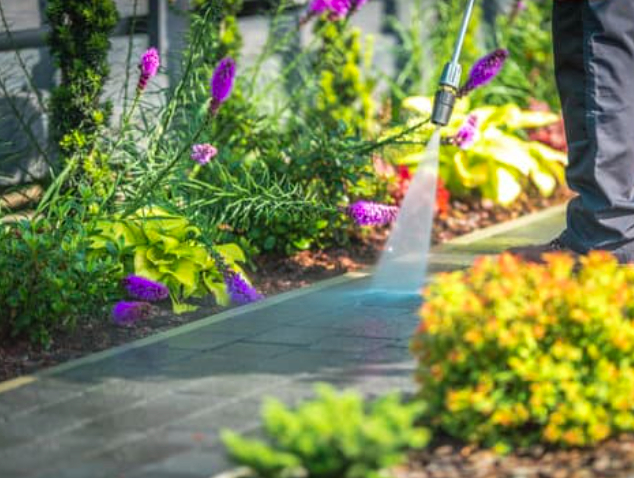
[47,0,118,157]
[222,384,430,478]
[391,97,566,205]
[412,252,634,450]
[0,217,120,345]
[308,19,377,135]
[89,206,249,313]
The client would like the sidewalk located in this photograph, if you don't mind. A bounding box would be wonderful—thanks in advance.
[0,205,566,478]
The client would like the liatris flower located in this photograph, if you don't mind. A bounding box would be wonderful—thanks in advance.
[112,301,153,326]
[123,275,169,302]
[454,114,479,149]
[137,47,160,92]
[459,49,509,97]
[209,57,236,115]
[223,269,263,305]
[303,0,366,23]
[346,200,399,226]
[191,143,218,165]
[308,0,330,14]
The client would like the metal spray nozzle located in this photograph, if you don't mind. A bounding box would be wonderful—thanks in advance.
[431,62,462,126]
[431,0,477,127]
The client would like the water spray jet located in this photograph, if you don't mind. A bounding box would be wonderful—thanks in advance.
[368,0,479,298]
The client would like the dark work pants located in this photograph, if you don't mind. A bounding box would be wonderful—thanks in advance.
[554,0,634,261]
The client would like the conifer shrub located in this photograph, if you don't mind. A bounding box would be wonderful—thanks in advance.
[47,0,118,157]
[412,252,634,450]
[222,385,429,478]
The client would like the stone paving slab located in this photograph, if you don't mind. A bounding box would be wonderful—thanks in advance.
[0,205,566,478]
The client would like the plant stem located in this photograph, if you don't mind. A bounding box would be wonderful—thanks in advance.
[123,115,210,216]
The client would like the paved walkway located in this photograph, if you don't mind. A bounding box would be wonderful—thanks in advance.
[0,205,565,478]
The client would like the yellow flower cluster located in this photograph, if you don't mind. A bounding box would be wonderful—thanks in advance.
[412,252,634,448]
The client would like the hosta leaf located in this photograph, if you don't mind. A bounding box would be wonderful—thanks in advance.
[474,128,537,176]
[133,246,163,281]
[172,242,209,266]
[480,104,559,130]
[451,151,489,188]
[488,167,523,205]
[145,229,182,254]
[215,243,246,264]
[529,141,568,165]
[146,246,172,266]
[530,162,557,197]
[172,301,199,314]
[161,259,199,290]
[204,274,230,307]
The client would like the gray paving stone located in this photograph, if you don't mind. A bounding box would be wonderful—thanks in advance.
[243,324,335,346]
[308,334,396,354]
[166,331,245,351]
[0,207,566,477]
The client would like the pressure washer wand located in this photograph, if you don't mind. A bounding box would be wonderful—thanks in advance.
[431,0,478,126]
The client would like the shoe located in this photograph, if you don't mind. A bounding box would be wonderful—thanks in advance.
[506,237,581,264]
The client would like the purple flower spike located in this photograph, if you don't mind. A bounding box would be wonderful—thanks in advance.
[459,49,509,97]
[454,114,479,150]
[309,0,331,13]
[303,0,366,22]
[191,143,218,165]
[123,275,169,302]
[137,47,160,92]
[223,269,263,305]
[346,201,399,226]
[112,301,153,326]
[210,57,236,115]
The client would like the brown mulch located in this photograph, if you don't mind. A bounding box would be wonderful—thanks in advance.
[0,187,573,383]
[395,434,634,478]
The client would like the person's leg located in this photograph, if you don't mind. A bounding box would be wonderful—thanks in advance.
[510,0,634,263]
[558,0,634,262]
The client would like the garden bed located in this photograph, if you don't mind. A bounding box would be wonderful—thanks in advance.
[0,187,572,383]
[395,434,634,478]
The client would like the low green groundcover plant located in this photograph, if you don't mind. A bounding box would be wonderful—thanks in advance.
[0,217,120,345]
[412,252,634,451]
[222,384,429,478]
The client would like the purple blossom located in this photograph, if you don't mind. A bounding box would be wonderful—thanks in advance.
[346,201,399,226]
[137,47,160,92]
[309,0,330,13]
[112,301,153,326]
[123,275,169,302]
[304,0,367,22]
[191,143,218,165]
[210,57,236,115]
[223,269,263,305]
[459,49,509,97]
[454,114,479,150]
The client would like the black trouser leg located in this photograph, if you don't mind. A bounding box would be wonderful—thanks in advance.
[555,0,634,261]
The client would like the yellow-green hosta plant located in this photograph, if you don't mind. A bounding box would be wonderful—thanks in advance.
[90,207,255,313]
[412,252,634,451]
[390,96,567,205]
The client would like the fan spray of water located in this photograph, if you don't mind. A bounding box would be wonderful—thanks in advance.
[371,128,441,294]
[368,0,477,297]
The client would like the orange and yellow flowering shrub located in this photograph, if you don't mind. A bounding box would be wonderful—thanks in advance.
[411,252,634,450]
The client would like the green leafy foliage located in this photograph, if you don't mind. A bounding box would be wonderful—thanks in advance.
[390,97,566,205]
[412,252,634,450]
[0,217,120,345]
[47,0,118,157]
[222,384,430,478]
[308,19,377,135]
[90,207,248,313]
[490,0,557,109]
